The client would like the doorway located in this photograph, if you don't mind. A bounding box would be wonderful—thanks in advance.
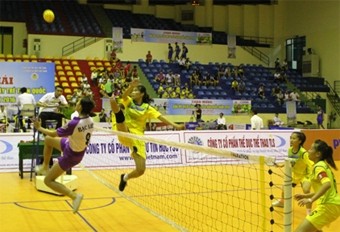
[0,26,13,55]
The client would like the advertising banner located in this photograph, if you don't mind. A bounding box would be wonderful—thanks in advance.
[0,62,55,105]
[302,129,340,160]
[131,28,212,45]
[0,130,295,172]
[112,27,123,53]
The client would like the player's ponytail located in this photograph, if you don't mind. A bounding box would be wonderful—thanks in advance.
[138,85,154,104]
[314,139,337,170]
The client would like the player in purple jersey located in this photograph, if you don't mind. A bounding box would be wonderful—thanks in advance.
[34,97,95,213]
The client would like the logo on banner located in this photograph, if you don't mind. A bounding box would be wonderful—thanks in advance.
[0,140,13,154]
[187,136,203,154]
[273,135,286,147]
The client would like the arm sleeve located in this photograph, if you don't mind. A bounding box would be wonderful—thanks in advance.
[56,119,77,137]
[314,166,331,184]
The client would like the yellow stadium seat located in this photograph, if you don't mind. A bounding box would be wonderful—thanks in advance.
[56,65,63,70]
[64,88,72,94]
[73,66,80,71]
[64,66,72,71]
[90,66,96,71]
[104,62,111,67]
[58,71,65,76]
[61,82,70,88]
[69,76,76,82]
[66,71,74,76]
[71,61,78,66]
[6,59,14,62]
[88,61,95,66]
[6,54,13,58]
[59,76,67,82]
[96,61,103,67]
[62,60,70,66]
[22,54,29,59]
[23,59,30,62]
[77,77,83,82]
[30,54,37,59]
[31,59,38,62]
[54,60,61,65]
[55,77,58,81]
[0,54,4,58]
[75,71,83,77]
[71,82,79,88]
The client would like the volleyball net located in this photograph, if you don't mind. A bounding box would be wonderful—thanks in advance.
[81,126,293,232]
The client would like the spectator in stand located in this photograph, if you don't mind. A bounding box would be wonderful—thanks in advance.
[224,66,231,78]
[174,42,181,60]
[274,70,282,83]
[165,71,174,87]
[275,89,284,106]
[124,61,131,77]
[105,77,114,97]
[173,73,181,86]
[238,79,245,93]
[231,78,239,94]
[154,71,166,85]
[146,51,152,65]
[282,59,288,72]
[181,43,188,59]
[168,43,173,63]
[90,69,99,85]
[110,49,118,63]
[275,58,281,71]
[258,83,265,99]
[208,73,219,87]
[217,65,225,78]
[157,84,165,98]
[189,70,200,87]
[130,65,139,80]
[316,105,325,129]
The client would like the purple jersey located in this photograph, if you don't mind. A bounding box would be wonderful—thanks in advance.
[57,116,94,152]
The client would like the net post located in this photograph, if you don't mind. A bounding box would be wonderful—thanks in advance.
[283,158,293,232]
[259,156,267,231]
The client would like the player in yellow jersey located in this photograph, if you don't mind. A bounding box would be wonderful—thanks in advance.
[272,131,314,215]
[109,79,185,191]
[294,139,340,232]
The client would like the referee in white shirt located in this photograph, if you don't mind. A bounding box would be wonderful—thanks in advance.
[250,108,264,130]
[36,86,69,129]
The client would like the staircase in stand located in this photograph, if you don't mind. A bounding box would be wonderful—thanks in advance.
[326,80,340,116]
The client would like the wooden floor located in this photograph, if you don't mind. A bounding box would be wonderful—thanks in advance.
[1,164,340,232]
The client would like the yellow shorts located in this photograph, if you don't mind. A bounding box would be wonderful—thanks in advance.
[117,129,146,159]
[307,203,340,230]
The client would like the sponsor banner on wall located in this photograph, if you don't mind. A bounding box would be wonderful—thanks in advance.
[0,62,55,105]
[0,130,295,172]
[112,27,123,53]
[131,28,212,45]
[153,98,233,116]
[232,100,252,114]
[182,130,293,164]
[302,129,340,160]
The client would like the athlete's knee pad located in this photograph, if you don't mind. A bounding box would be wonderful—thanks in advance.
[115,110,125,123]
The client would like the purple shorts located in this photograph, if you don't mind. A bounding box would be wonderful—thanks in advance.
[57,138,85,171]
